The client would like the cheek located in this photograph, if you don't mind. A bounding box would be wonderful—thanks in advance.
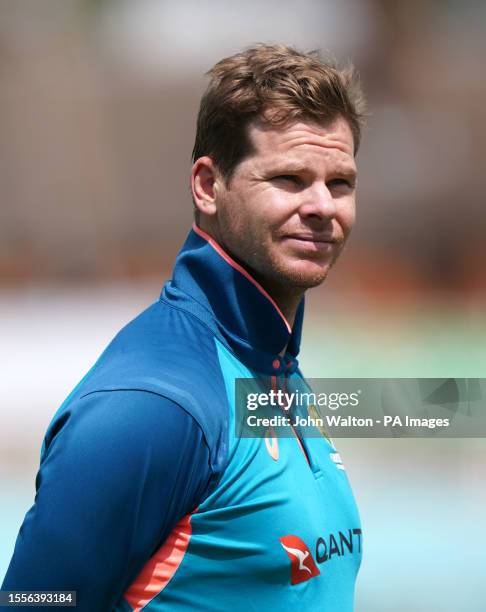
[219,191,264,250]
[339,200,356,234]
[257,190,296,229]
[219,191,246,229]
[221,185,290,249]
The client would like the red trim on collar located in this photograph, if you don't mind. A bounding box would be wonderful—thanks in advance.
[192,223,292,334]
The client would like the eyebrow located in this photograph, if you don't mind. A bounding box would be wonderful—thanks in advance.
[263,161,358,179]
[334,166,358,180]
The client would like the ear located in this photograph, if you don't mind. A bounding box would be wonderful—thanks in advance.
[191,156,222,217]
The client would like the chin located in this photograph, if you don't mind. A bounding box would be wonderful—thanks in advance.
[273,259,332,290]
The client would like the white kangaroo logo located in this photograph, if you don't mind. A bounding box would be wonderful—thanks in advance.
[281,544,312,574]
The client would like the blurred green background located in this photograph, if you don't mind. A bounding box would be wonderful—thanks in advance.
[1,1,485,609]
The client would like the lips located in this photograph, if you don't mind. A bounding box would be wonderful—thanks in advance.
[283,234,336,244]
[280,235,338,256]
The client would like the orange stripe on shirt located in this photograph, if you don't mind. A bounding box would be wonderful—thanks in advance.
[124,511,195,612]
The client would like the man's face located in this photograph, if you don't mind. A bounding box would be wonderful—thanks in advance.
[213,116,357,295]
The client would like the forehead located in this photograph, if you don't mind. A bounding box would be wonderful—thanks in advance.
[245,117,356,171]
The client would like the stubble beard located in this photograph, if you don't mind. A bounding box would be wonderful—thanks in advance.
[215,200,343,299]
[234,232,340,300]
[260,251,334,298]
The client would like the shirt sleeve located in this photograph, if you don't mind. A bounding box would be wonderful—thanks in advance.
[1,389,213,611]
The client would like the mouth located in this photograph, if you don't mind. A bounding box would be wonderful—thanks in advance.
[285,234,336,243]
[282,234,337,252]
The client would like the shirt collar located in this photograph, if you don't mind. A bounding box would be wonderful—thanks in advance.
[162,224,304,375]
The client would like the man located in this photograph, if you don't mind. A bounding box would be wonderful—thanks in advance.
[2,44,365,610]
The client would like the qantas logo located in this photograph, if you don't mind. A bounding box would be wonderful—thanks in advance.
[280,528,362,585]
[279,535,320,584]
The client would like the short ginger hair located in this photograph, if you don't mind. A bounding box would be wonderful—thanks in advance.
[192,43,366,183]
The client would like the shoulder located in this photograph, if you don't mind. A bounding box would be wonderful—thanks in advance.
[46,299,230,476]
[43,390,211,484]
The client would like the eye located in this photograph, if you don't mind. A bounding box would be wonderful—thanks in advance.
[271,174,303,187]
[327,178,355,190]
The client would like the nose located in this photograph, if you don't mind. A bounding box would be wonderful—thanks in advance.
[298,182,337,220]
